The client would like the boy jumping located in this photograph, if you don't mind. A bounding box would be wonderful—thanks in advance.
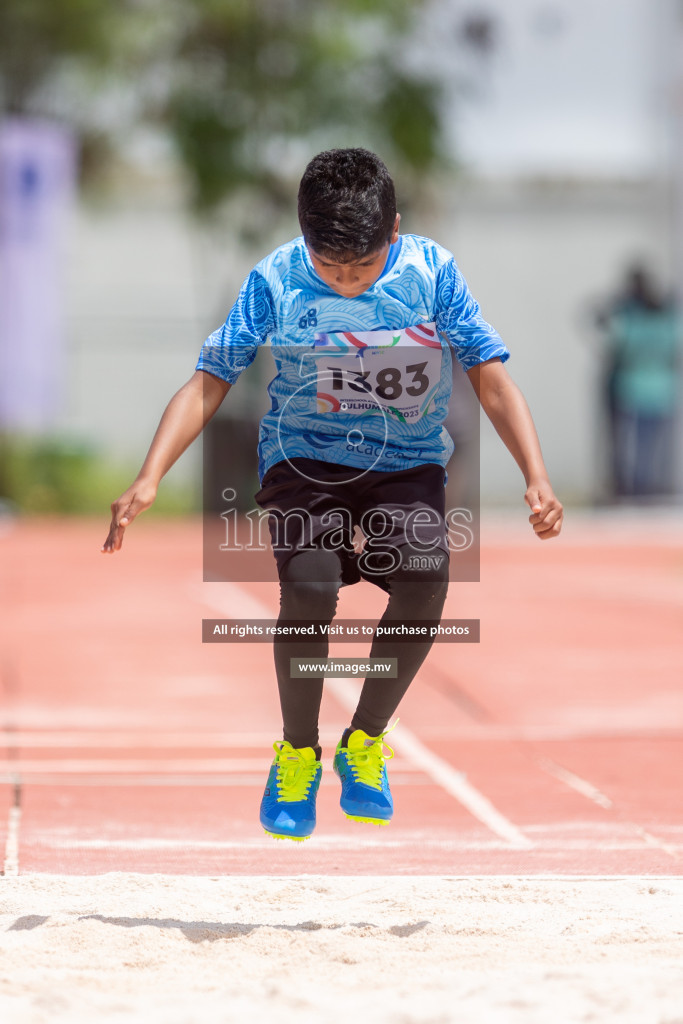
[103,148,563,842]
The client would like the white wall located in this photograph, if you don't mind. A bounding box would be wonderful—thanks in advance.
[50,0,679,502]
[59,196,259,487]
[58,178,672,504]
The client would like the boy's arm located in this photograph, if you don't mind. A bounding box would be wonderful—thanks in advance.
[466,358,563,539]
[101,370,230,553]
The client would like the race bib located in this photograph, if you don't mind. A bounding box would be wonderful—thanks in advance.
[313,323,442,422]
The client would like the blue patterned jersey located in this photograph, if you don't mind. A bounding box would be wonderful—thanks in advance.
[196,234,509,480]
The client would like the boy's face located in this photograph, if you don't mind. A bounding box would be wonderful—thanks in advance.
[307,214,401,299]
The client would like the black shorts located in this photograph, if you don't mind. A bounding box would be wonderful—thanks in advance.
[255,458,449,588]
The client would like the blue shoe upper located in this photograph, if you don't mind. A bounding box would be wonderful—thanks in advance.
[333,729,394,821]
[260,742,322,839]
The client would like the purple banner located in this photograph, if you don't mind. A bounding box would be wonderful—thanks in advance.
[0,119,76,431]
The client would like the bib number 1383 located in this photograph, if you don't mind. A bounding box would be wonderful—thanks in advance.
[313,323,442,420]
[324,360,430,400]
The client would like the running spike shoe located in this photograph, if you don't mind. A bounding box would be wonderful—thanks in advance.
[260,741,322,841]
[333,726,395,825]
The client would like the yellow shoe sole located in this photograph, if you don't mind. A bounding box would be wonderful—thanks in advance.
[344,813,391,826]
[263,828,311,842]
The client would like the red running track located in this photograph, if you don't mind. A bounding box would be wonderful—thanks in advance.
[0,514,681,876]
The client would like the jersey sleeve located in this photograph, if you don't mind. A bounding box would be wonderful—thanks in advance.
[434,259,510,371]
[195,270,276,384]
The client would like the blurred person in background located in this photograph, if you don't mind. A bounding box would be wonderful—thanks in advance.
[596,263,680,500]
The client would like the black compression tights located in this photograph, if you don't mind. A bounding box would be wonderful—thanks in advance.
[274,546,449,750]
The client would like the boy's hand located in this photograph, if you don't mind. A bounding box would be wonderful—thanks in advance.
[101,478,158,553]
[525,481,563,540]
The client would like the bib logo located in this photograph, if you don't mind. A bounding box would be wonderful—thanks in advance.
[299,308,318,330]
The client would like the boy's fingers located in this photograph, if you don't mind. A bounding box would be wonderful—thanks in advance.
[101,495,137,553]
[103,513,129,547]
[102,481,158,553]
[531,505,563,538]
[531,507,559,528]
[101,522,123,553]
[535,519,563,539]
[524,487,563,540]
[113,495,142,527]
[528,502,549,523]
[526,497,544,523]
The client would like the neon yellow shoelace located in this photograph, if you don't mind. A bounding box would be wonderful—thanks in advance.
[273,742,319,803]
[347,735,395,790]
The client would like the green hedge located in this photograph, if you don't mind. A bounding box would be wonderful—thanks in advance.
[0,436,196,515]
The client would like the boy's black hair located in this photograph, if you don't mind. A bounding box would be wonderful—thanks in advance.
[297,148,396,263]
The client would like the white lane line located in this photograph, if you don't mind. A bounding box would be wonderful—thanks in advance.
[0,731,345,749]
[406,724,683,741]
[0,758,269,774]
[0,773,428,787]
[638,828,680,860]
[191,581,533,850]
[327,678,533,850]
[37,836,683,854]
[7,725,683,745]
[535,762,679,858]
[536,757,614,810]
[3,793,20,877]
[43,837,497,852]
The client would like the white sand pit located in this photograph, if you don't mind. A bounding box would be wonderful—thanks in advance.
[1,874,683,1023]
